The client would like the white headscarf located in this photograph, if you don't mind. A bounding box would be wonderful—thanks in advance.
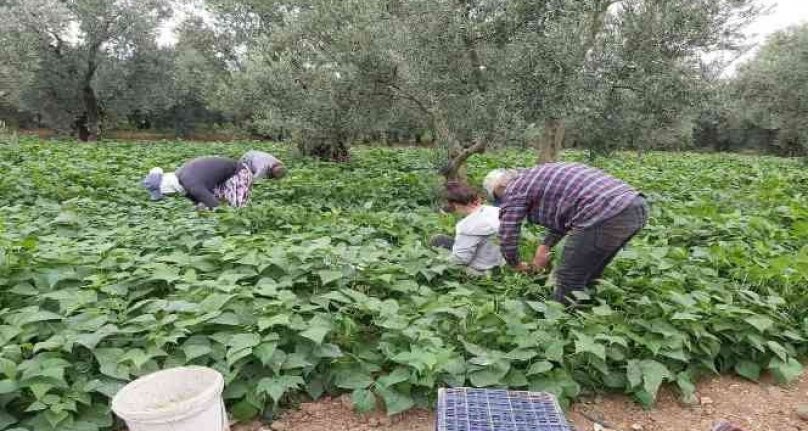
[160,172,184,195]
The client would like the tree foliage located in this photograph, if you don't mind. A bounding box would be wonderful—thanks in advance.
[208,0,759,168]
[4,0,799,166]
[732,24,808,156]
[0,0,172,139]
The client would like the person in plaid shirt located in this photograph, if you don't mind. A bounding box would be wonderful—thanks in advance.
[483,163,648,305]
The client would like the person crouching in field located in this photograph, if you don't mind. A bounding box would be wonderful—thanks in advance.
[483,163,648,306]
[431,182,504,275]
[142,156,254,210]
[241,150,286,180]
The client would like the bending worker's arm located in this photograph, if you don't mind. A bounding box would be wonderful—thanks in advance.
[498,193,530,266]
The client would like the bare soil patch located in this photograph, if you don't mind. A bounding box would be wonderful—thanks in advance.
[235,370,808,431]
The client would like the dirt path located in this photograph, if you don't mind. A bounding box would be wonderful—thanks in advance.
[568,372,808,431]
[237,370,808,431]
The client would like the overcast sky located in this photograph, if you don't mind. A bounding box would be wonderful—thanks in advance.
[746,0,808,42]
[734,0,808,63]
[157,0,808,70]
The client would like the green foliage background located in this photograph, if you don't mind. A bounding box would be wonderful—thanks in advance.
[0,138,806,430]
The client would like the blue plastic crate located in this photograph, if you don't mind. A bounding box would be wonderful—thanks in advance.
[436,388,574,431]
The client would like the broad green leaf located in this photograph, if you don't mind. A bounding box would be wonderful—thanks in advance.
[120,349,151,370]
[0,359,15,379]
[8,310,63,327]
[0,380,18,394]
[0,326,21,346]
[526,361,553,376]
[228,333,261,352]
[94,348,129,380]
[88,379,125,399]
[734,361,761,381]
[149,265,181,283]
[769,358,803,384]
[253,342,278,366]
[766,341,789,361]
[634,389,654,407]
[392,349,438,373]
[504,369,528,387]
[675,372,696,404]
[281,353,311,370]
[307,376,325,400]
[181,337,212,361]
[377,386,414,415]
[746,316,774,333]
[258,314,290,331]
[255,278,280,297]
[314,343,343,358]
[75,325,118,350]
[0,410,17,430]
[334,369,374,390]
[44,409,70,428]
[574,334,606,361]
[29,383,52,399]
[299,323,331,345]
[671,312,700,321]
[376,368,410,388]
[317,270,343,285]
[41,290,97,314]
[352,389,377,413]
[544,341,565,362]
[227,348,253,367]
[469,362,510,388]
[639,360,671,401]
[25,401,47,412]
[209,312,241,326]
[461,341,491,358]
[591,304,613,316]
[222,381,248,400]
[199,294,235,313]
[256,375,305,404]
[229,399,259,422]
[504,349,537,361]
[626,360,642,389]
[528,370,577,399]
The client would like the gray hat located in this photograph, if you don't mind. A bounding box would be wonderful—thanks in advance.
[142,168,164,201]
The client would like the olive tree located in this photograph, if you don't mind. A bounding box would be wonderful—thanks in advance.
[208,0,761,170]
[0,0,171,140]
[213,0,557,171]
[732,24,808,156]
[574,0,761,157]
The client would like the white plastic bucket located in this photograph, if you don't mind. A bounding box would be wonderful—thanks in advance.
[111,367,230,431]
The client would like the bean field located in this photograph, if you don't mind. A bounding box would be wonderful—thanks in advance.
[0,139,806,431]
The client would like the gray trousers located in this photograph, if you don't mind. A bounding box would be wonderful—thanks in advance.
[430,234,455,249]
[554,196,649,305]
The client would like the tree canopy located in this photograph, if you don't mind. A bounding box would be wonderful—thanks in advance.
[2,0,804,162]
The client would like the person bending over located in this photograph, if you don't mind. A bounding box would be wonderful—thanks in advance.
[142,156,254,210]
[241,150,286,180]
[483,163,647,305]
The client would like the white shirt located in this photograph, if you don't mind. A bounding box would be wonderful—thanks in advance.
[160,172,185,195]
[452,205,504,272]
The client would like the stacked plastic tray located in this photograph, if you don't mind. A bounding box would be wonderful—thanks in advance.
[436,388,574,431]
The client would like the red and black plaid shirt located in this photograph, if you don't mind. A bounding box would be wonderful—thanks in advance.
[499,162,640,265]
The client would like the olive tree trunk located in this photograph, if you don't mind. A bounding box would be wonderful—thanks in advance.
[536,118,565,164]
[79,45,102,141]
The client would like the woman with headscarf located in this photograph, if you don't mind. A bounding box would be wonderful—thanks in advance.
[142,156,254,210]
[240,150,286,180]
